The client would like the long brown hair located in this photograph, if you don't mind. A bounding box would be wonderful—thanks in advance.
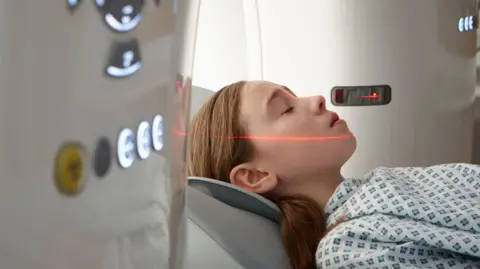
[188,81,332,269]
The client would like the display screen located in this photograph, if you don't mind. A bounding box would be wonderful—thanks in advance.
[331,85,392,106]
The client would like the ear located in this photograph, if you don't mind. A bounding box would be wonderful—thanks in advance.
[229,163,277,194]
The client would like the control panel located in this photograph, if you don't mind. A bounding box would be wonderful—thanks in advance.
[331,85,392,106]
[458,15,477,32]
[116,114,164,169]
[56,0,173,196]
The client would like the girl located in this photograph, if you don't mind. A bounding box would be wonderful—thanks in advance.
[188,80,480,269]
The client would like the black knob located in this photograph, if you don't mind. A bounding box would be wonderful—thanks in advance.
[94,137,112,178]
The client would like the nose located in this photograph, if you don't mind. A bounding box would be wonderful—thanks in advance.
[308,95,326,114]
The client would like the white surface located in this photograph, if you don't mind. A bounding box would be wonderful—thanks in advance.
[473,95,480,164]
[0,1,198,269]
[190,86,215,119]
[192,0,248,90]
[192,0,477,177]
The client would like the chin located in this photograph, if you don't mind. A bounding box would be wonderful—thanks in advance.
[343,133,357,160]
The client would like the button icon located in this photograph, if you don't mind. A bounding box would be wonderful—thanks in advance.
[97,0,144,33]
[54,143,87,196]
[152,114,164,152]
[136,121,151,160]
[117,128,135,168]
[94,137,112,178]
[67,0,82,12]
[105,39,143,78]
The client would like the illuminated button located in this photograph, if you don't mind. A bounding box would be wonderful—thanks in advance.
[467,16,475,31]
[136,121,151,160]
[458,16,476,32]
[97,0,144,33]
[54,143,86,196]
[459,17,464,32]
[105,39,142,78]
[117,128,135,168]
[67,0,82,12]
[152,114,164,151]
[94,137,112,178]
[95,0,106,8]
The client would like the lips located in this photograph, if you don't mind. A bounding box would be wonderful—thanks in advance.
[330,113,340,127]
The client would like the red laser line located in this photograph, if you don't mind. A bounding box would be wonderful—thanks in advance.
[173,129,351,141]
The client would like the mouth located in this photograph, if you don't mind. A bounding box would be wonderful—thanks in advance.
[330,113,340,127]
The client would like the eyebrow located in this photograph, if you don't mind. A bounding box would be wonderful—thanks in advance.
[266,86,296,106]
[281,86,296,97]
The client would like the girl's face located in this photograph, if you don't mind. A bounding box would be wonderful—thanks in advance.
[238,80,356,186]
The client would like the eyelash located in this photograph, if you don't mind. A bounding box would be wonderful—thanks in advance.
[282,106,294,115]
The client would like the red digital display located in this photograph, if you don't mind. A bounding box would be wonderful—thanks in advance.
[330,85,391,106]
[335,89,345,104]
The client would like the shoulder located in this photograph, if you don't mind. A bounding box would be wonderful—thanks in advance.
[316,217,382,268]
[389,163,480,174]
[317,215,420,268]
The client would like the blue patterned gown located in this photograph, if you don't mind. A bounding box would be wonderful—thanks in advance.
[316,163,480,269]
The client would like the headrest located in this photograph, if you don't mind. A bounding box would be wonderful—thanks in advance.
[188,177,281,223]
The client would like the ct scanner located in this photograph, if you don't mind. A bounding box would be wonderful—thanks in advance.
[0,0,478,269]
[0,0,198,268]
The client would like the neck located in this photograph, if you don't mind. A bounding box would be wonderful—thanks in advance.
[280,168,343,210]
[305,170,343,210]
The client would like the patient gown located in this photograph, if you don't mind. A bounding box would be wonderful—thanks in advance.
[316,163,480,269]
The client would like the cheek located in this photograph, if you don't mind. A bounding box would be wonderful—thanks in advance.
[279,118,330,138]
[270,139,355,168]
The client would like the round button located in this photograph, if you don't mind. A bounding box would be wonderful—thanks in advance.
[54,143,87,196]
[152,114,164,152]
[105,39,143,79]
[94,137,112,178]
[117,128,135,168]
[458,17,465,32]
[136,121,151,160]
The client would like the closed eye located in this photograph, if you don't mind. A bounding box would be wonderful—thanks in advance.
[282,106,294,115]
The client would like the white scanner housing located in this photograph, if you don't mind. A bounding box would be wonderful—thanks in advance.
[0,0,198,268]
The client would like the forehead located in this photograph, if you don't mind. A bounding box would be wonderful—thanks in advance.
[241,80,293,105]
[240,80,293,123]
[241,81,274,111]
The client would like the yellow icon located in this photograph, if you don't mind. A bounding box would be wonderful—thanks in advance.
[54,143,86,196]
